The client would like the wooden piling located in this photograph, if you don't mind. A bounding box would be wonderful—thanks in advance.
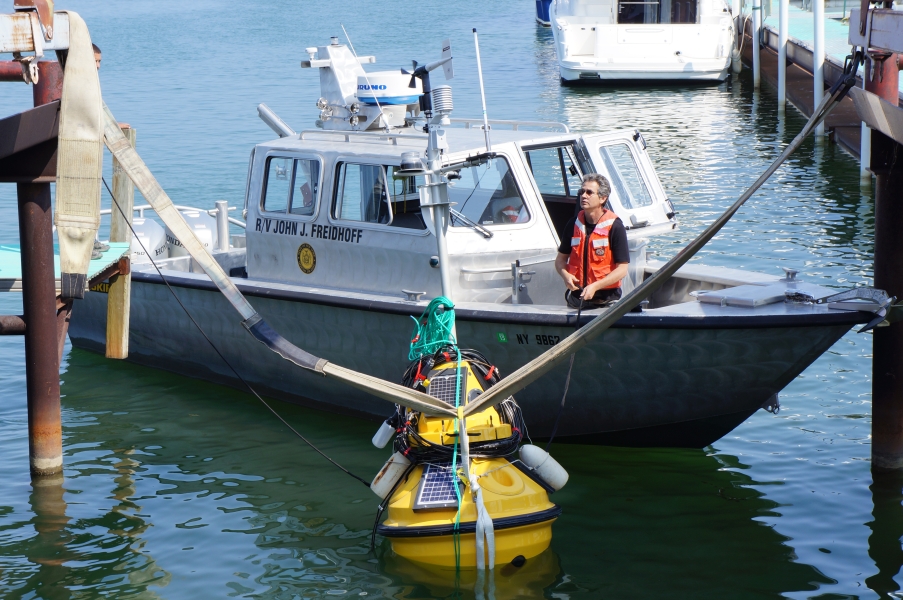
[106,126,136,359]
[867,52,903,471]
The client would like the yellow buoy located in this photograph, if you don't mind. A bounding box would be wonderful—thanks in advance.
[373,359,562,569]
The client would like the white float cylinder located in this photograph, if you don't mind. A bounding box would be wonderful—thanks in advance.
[370,451,411,499]
[372,419,395,448]
[130,217,167,264]
[861,123,872,184]
[752,0,761,89]
[813,0,825,139]
[166,210,218,258]
[778,0,788,113]
[519,444,569,491]
[215,200,230,252]
[731,0,742,73]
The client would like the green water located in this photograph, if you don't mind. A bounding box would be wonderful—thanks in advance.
[0,0,891,597]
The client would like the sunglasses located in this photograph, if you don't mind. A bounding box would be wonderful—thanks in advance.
[578,188,600,197]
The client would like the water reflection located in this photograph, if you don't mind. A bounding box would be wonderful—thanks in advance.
[867,472,903,597]
[25,475,72,600]
[9,350,840,597]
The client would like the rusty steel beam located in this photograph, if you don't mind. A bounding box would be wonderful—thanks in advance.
[13,1,56,39]
[0,59,24,81]
[0,12,69,54]
[0,100,59,183]
[32,60,61,106]
[16,67,65,477]
[87,256,128,289]
[868,46,903,471]
[850,9,903,55]
[18,182,62,476]
[0,100,59,160]
[0,314,25,335]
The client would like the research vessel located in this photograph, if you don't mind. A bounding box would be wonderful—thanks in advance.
[69,38,874,447]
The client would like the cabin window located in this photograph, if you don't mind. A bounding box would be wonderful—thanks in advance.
[596,143,654,209]
[446,157,529,227]
[617,0,697,23]
[334,163,392,224]
[332,163,427,230]
[262,157,321,217]
[387,167,427,230]
[524,144,584,241]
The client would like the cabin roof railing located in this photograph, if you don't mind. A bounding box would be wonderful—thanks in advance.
[447,118,570,133]
[295,119,570,146]
[297,130,427,145]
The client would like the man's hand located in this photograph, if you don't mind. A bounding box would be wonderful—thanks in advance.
[554,252,580,291]
[580,281,602,299]
[562,271,580,291]
[581,263,629,299]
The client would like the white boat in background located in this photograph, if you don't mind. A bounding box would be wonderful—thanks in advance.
[551,0,735,83]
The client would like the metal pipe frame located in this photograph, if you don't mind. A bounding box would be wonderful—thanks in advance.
[18,181,62,476]
[752,0,762,88]
[813,0,826,138]
[778,0,789,112]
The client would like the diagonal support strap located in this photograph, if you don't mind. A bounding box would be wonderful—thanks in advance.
[102,106,456,417]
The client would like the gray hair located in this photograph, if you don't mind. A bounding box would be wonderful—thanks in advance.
[582,173,611,198]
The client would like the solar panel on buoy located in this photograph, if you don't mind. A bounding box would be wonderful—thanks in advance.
[427,368,467,406]
[414,462,461,510]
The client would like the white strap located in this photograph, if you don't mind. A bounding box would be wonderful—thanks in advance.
[55,11,103,294]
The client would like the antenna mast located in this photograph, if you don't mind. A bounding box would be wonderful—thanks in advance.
[341,23,390,132]
[473,28,492,152]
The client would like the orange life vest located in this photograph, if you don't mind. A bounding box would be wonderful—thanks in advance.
[566,209,621,289]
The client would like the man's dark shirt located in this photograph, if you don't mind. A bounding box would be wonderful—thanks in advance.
[557,213,629,303]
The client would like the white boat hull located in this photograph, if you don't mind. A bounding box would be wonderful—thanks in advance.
[551,0,735,84]
[559,58,730,82]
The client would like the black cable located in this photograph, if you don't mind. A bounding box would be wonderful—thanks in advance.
[545,303,582,451]
[101,177,370,487]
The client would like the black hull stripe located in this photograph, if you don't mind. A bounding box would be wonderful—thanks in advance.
[130,271,871,329]
[376,505,563,538]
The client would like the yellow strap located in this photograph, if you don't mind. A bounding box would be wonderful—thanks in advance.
[458,407,464,420]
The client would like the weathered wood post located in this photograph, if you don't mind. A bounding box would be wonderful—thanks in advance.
[868,49,903,471]
[106,126,136,359]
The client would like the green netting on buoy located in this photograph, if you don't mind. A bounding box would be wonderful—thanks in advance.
[408,297,456,361]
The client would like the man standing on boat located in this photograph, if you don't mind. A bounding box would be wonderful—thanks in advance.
[554,174,629,308]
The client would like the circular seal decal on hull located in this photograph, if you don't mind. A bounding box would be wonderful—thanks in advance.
[297,243,316,274]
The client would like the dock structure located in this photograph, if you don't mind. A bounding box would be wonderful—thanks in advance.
[844,7,903,471]
[742,2,903,165]
[0,60,67,477]
[0,4,130,477]
[741,4,903,469]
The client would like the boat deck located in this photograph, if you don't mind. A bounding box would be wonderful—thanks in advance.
[128,262,871,329]
[0,243,130,292]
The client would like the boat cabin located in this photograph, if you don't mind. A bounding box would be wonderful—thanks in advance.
[242,124,676,305]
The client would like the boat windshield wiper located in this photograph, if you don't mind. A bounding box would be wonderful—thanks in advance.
[450,208,493,239]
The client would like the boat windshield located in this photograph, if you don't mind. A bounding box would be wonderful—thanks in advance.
[617,0,697,24]
[595,143,654,209]
[447,157,529,227]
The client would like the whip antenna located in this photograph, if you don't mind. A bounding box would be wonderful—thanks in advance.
[473,28,492,152]
[341,23,390,132]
